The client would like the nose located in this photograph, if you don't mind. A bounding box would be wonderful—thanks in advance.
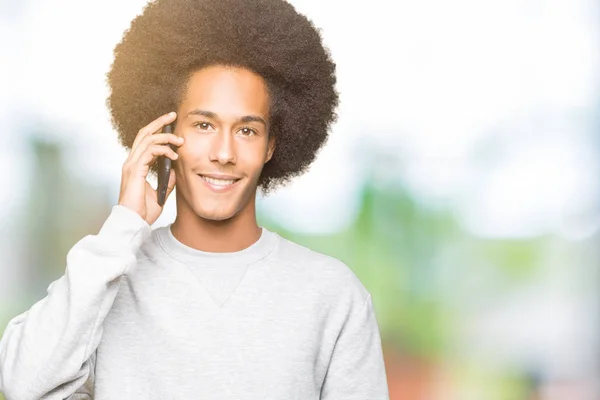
[209,130,236,165]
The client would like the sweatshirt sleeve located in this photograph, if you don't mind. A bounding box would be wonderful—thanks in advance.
[0,205,151,400]
[320,293,390,400]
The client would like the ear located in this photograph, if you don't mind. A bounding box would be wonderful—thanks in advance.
[265,134,276,163]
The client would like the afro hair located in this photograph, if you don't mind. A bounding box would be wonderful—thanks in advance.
[106,0,339,195]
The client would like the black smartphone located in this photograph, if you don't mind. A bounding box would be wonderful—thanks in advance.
[157,121,176,207]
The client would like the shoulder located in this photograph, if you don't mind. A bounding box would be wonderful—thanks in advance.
[269,232,370,306]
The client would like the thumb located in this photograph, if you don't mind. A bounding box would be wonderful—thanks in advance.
[165,168,177,200]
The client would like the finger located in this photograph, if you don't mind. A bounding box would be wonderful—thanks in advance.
[131,112,177,152]
[125,144,179,175]
[130,134,183,164]
[143,133,184,148]
[136,144,179,169]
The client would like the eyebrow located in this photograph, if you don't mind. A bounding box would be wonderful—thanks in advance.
[186,109,267,127]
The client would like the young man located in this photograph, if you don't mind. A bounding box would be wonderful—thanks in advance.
[0,0,389,398]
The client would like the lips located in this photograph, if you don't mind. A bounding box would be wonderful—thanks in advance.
[199,173,242,181]
[198,174,241,193]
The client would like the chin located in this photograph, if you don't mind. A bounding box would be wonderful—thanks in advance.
[192,203,241,222]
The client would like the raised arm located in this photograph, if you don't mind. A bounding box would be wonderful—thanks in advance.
[0,205,150,399]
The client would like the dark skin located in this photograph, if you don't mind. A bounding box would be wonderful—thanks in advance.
[169,65,276,252]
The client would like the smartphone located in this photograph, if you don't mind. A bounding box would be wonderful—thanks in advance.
[157,121,176,207]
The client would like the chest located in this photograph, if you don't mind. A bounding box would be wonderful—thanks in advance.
[94,264,334,399]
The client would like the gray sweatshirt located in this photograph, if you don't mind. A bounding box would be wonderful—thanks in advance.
[0,205,389,399]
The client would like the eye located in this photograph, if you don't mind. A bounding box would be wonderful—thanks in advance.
[193,121,214,131]
[239,127,258,136]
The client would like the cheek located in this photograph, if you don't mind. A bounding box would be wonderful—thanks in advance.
[237,143,270,170]
[177,135,206,161]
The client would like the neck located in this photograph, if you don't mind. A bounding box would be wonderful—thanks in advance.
[170,195,262,253]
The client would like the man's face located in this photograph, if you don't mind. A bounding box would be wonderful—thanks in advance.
[173,65,275,221]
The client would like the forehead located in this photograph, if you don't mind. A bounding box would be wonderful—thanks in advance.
[181,65,270,119]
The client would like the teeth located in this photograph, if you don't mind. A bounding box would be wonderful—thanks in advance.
[201,176,236,186]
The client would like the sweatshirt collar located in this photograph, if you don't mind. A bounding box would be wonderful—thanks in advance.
[154,224,279,267]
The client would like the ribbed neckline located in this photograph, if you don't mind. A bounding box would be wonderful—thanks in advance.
[154,224,279,267]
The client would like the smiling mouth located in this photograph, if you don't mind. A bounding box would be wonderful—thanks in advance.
[198,175,241,187]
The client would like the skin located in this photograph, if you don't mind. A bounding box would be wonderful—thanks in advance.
[169,65,276,253]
